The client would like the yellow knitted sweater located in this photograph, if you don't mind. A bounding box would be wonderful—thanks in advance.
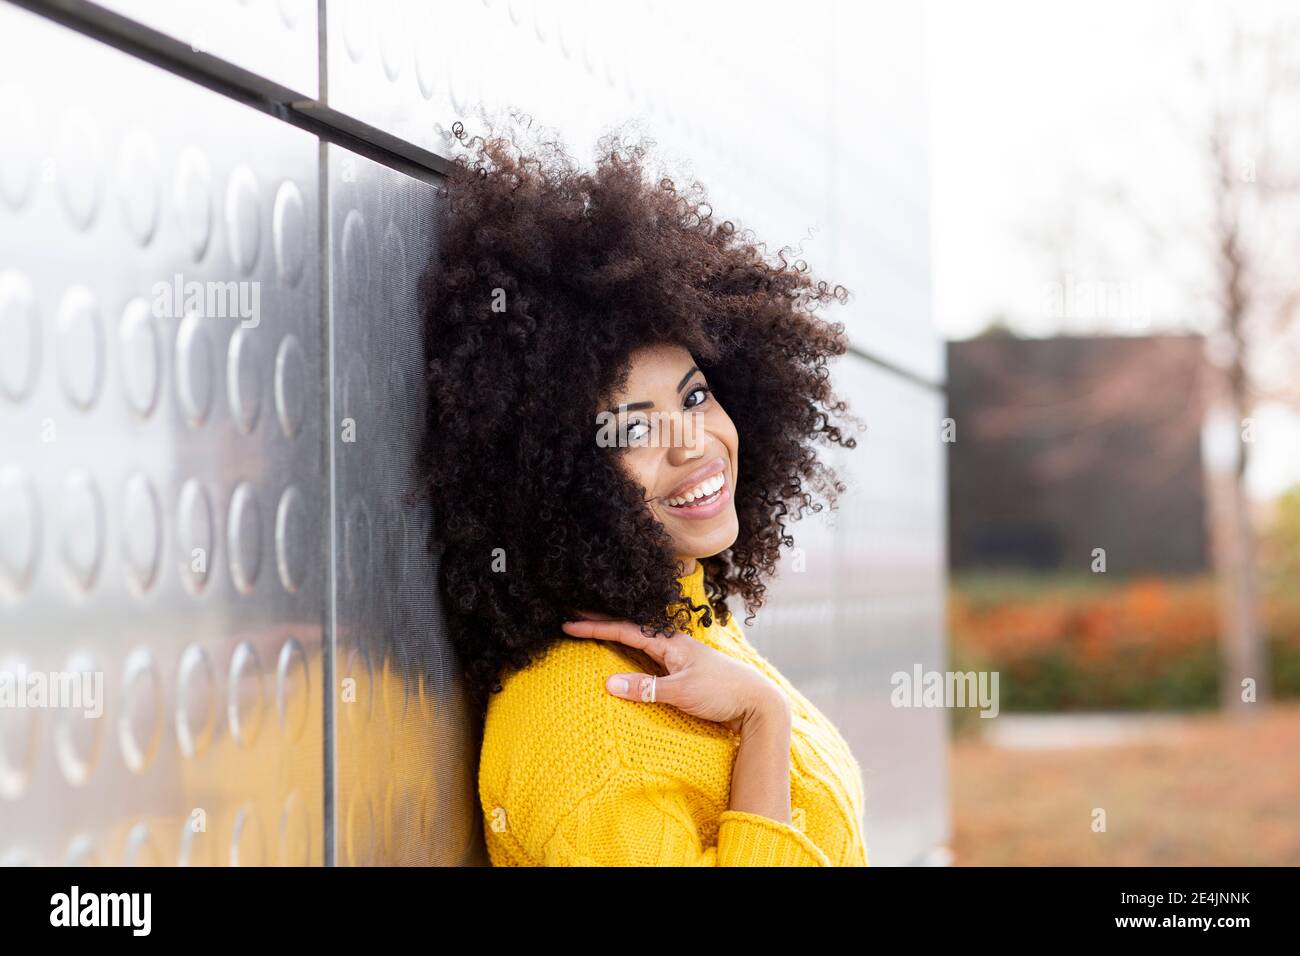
[477,561,870,866]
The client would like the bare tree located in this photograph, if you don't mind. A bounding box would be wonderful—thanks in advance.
[1020,6,1300,713]
[1181,11,1300,713]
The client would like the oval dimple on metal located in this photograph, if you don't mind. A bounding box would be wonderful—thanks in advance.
[340,208,370,305]
[229,801,265,866]
[378,0,408,82]
[342,0,372,63]
[176,479,215,595]
[115,127,161,246]
[226,325,263,434]
[0,654,39,800]
[342,495,372,596]
[117,647,162,774]
[174,645,216,760]
[121,474,162,595]
[224,164,262,276]
[414,9,439,100]
[64,835,100,867]
[273,333,307,439]
[177,817,213,867]
[122,823,159,866]
[272,179,307,287]
[274,484,307,594]
[227,641,265,748]
[275,638,309,742]
[344,793,375,866]
[118,297,160,418]
[53,651,103,787]
[59,471,104,593]
[0,467,41,598]
[0,85,39,212]
[54,111,104,230]
[278,0,307,29]
[227,482,263,594]
[55,285,104,411]
[0,270,40,403]
[173,147,213,262]
[175,311,214,428]
[278,791,312,866]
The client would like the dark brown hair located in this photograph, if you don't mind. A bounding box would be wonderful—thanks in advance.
[420,118,859,714]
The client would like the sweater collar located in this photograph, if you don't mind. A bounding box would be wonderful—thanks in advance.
[676,558,705,598]
[674,560,712,632]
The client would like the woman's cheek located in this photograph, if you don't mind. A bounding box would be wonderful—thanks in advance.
[628,452,660,505]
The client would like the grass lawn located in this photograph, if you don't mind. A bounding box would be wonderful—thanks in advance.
[950,702,1300,865]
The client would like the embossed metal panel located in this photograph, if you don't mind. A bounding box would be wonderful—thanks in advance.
[326,145,484,866]
[88,0,319,98]
[322,0,456,154]
[322,0,940,385]
[0,2,324,865]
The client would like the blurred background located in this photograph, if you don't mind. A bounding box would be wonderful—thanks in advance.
[933,0,1300,865]
[0,0,1294,866]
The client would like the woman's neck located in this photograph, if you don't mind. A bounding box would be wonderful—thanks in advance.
[675,556,698,577]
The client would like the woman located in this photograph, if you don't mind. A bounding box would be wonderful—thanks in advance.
[421,120,868,866]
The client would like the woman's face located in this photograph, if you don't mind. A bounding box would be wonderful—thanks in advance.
[603,343,740,573]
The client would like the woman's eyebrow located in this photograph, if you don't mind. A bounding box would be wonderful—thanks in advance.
[604,367,701,414]
[609,400,655,413]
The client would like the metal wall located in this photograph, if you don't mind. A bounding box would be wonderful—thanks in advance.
[0,0,946,865]
[0,1,326,865]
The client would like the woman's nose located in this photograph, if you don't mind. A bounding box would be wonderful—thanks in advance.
[666,410,707,464]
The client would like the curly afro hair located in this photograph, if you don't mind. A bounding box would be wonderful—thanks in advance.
[420,118,859,716]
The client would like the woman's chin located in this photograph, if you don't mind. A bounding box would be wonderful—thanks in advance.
[670,511,739,561]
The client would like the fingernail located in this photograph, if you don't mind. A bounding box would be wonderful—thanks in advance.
[608,677,629,694]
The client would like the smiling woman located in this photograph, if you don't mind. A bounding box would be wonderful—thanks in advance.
[420,117,868,866]
[604,344,741,571]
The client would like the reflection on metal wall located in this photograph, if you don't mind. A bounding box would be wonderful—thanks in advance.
[0,2,324,865]
[327,146,482,865]
[745,358,950,865]
[1,0,945,866]
[834,364,950,866]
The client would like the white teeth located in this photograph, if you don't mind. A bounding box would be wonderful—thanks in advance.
[666,473,724,507]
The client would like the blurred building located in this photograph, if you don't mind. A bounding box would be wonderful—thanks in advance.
[947,333,1209,575]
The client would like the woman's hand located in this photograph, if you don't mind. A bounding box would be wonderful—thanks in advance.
[560,613,789,733]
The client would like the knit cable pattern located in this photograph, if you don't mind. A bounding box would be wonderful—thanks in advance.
[478,562,870,866]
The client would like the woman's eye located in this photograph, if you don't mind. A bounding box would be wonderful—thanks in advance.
[625,421,651,444]
[684,385,711,409]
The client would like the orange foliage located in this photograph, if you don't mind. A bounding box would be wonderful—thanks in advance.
[951,575,1300,702]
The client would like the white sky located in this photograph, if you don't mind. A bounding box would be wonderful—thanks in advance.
[925,0,1300,500]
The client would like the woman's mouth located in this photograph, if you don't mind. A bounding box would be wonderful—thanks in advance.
[661,468,732,520]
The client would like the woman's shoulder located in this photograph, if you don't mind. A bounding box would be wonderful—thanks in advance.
[479,637,628,781]
[485,634,631,722]
[478,636,640,855]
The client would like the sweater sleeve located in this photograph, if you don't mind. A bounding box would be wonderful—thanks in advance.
[541,766,832,867]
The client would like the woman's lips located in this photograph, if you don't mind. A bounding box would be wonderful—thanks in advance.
[662,456,726,501]
[661,469,732,520]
